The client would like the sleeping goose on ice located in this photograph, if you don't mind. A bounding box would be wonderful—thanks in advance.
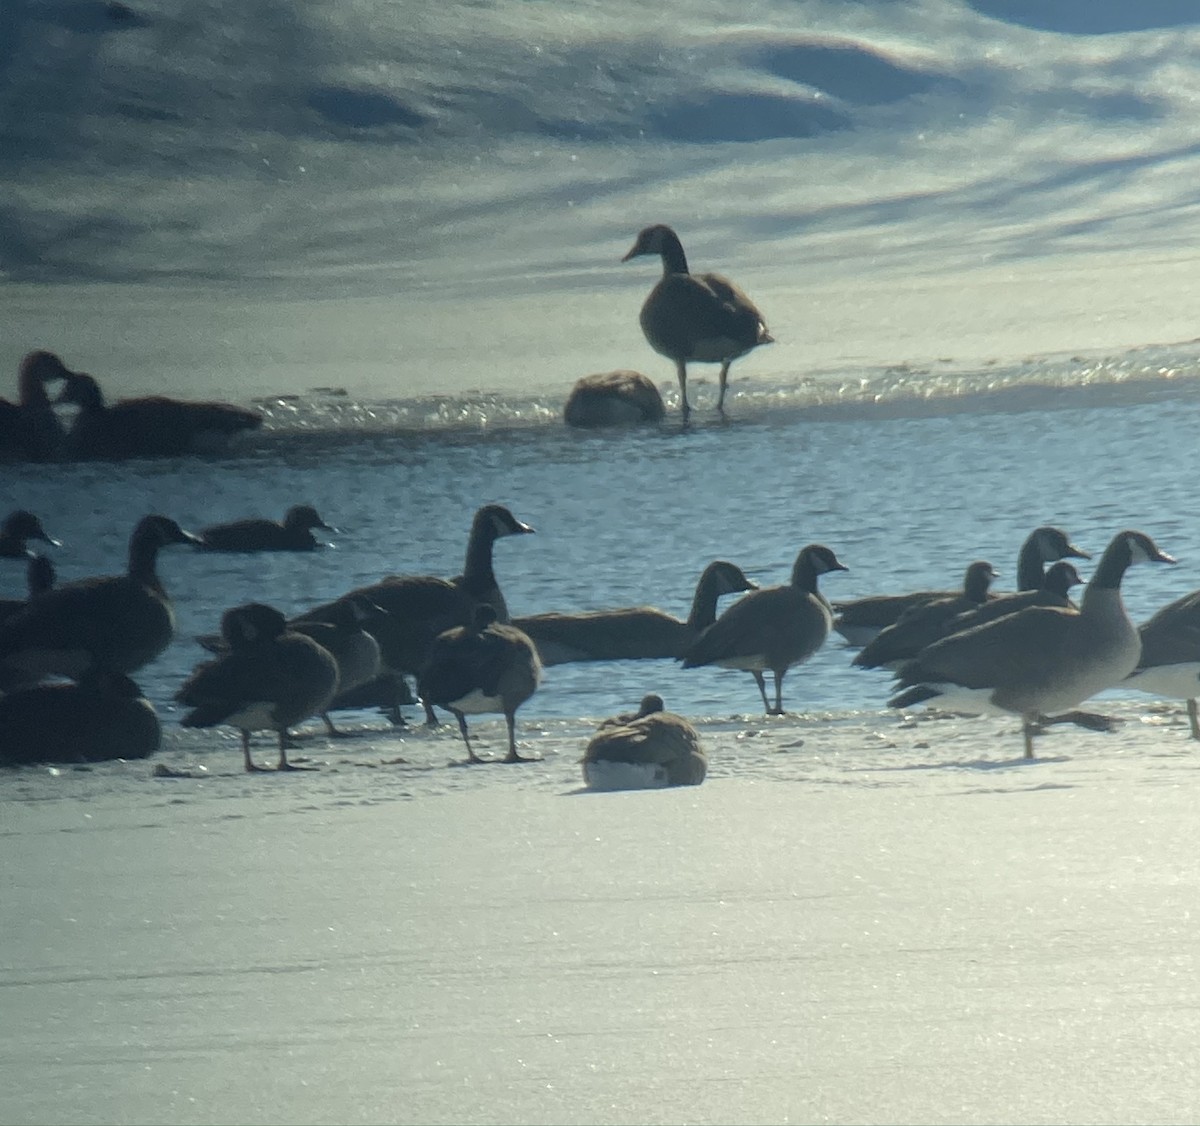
[582,694,707,790]
[889,530,1176,759]
[622,224,773,419]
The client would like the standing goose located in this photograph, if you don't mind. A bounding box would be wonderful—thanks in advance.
[889,530,1176,758]
[853,560,998,671]
[0,510,61,559]
[833,525,1090,646]
[513,560,758,665]
[195,505,334,552]
[622,224,773,419]
[0,350,73,461]
[1124,590,1200,739]
[178,603,340,772]
[288,598,383,736]
[581,694,707,790]
[417,605,542,764]
[0,514,198,680]
[682,544,849,715]
[57,370,262,459]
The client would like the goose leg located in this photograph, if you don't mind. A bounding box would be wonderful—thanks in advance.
[503,711,532,763]
[771,670,786,716]
[322,712,342,737]
[751,671,772,714]
[675,360,691,420]
[1022,717,1036,759]
[277,730,317,771]
[423,700,440,727]
[716,360,732,413]
[455,710,485,764]
[1188,698,1200,741]
[242,729,267,773]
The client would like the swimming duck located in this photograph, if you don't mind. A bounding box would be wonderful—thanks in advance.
[622,224,773,419]
[178,602,340,772]
[0,351,73,461]
[195,504,333,552]
[56,370,262,459]
[682,544,849,715]
[0,669,160,765]
[563,370,665,428]
[0,510,61,559]
[417,605,542,763]
[0,514,198,680]
[581,694,707,790]
[834,525,1089,646]
[889,530,1176,758]
[514,560,758,665]
[1124,589,1200,739]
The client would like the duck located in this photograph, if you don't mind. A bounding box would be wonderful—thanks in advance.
[417,605,542,764]
[622,224,773,419]
[0,350,73,461]
[177,603,340,772]
[581,694,707,790]
[514,560,758,665]
[889,530,1176,759]
[833,525,1090,646]
[852,560,999,671]
[682,544,849,715]
[1123,589,1200,739]
[0,669,160,765]
[56,370,262,459]
[563,370,665,428]
[195,505,333,552]
[0,514,198,680]
[0,510,61,559]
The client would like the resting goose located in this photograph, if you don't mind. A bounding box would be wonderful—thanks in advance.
[622,224,773,418]
[0,669,160,765]
[178,603,340,772]
[57,370,262,459]
[513,560,758,665]
[834,525,1090,646]
[889,530,1176,758]
[288,598,383,736]
[581,694,707,790]
[0,351,73,461]
[196,505,333,552]
[563,370,665,428]
[852,560,998,671]
[1124,590,1200,739]
[0,510,60,559]
[682,544,848,715]
[0,514,198,679]
[417,605,542,764]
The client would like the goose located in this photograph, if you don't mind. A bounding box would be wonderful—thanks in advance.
[0,510,61,559]
[177,603,340,772]
[1124,590,1200,739]
[834,525,1090,646]
[853,560,998,671]
[0,669,160,765]
[563,370,665,428]
[56,370,262,459]
[195,505,333,552]
[889,530,1176,758]
[0,514,198,680]
[513,560,758,665]
[0,350,73,461]
[622,224,773,418]
[417,605,542,764]
[682,544,848,715]
[0,553,56,626]
[581,694,707,790]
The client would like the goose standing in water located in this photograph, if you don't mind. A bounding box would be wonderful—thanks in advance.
[622,224,773,419]
[0,350,74,461]
[178,603,340,772]
[56,370,262,459]
[582,694,707,790]
[833,525,1090,646]
[195,505,334,552]
[889,530,1176,759]
[0,510,61,559]
[417,605,542,764]
[1124,589,1200,739]
[682,544,848,715]
[0,514,198,680]
[514,560,758,665]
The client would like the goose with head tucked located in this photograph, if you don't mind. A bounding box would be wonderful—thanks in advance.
[0,514,198,680]
[682,544,848,715]
[196,505,334,552]
[582,694,707,791]
[622,224,773,419]
[0,510,60,560]
[0,350,74,461]
[178,602,340,772]
[889,530,1176,758]
[514,560,758,665]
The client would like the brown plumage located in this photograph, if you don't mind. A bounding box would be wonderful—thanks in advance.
[563,370,665,428]
[622,224,772,419]
[582,694,706,790]
[196,505,333,552]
